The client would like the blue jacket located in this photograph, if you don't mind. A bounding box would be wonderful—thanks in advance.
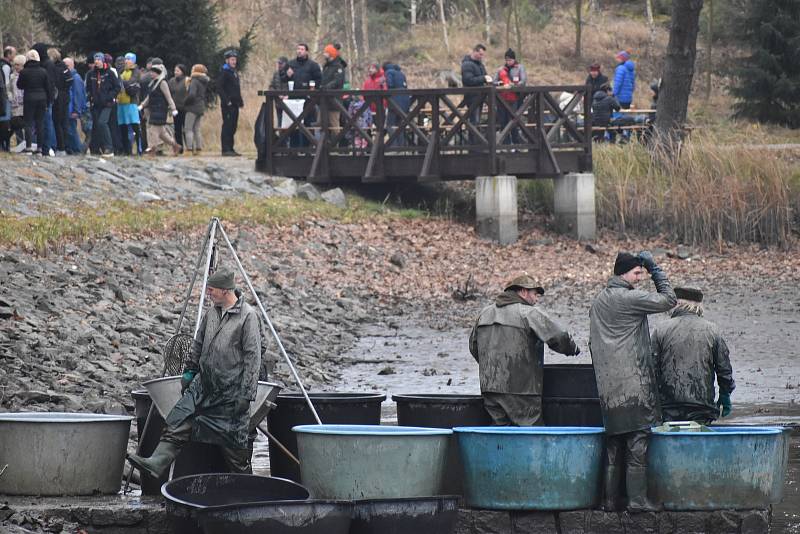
[384,64,410,112]
[68,69,87,115]
[613,60,635,104]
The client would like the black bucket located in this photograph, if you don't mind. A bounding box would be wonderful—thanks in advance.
[198,500,353,534]
[541,364,603,426]
[162,473,310,534]
[131,390,232,495]
[350,496,460,534]
[393,394,491,496]
[266,392,385,481]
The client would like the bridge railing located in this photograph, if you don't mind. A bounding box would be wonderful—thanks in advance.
[255,85,592,182]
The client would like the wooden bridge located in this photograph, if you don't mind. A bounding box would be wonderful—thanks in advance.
[254,85,593,184]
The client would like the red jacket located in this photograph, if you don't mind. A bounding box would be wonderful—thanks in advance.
[497,66,517,102]
[362,69,386,112]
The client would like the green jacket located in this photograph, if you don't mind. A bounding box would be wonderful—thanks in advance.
[167,296,261,449]
[652,309,735,422]
[589,276,676,435]
[469,291,579,395]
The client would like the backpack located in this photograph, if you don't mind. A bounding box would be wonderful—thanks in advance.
[125,81,141,98]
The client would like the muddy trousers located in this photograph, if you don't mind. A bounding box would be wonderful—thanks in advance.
[161,420,253,474]
[602,430,653,510]
[483,393,543,426]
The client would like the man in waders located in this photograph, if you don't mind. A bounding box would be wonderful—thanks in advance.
[652,286,735,424]
[589,252,676,512]
[127,270,261,476]
[469,274,580,426]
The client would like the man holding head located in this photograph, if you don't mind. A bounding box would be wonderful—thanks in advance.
[652,286,735,424]
[127,270,262,476]
[589,251,676,512]
[470,274,580,426]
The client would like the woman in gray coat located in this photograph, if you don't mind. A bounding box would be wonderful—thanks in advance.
[183,64,209,155]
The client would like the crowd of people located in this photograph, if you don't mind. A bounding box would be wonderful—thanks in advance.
[0,44,239,157]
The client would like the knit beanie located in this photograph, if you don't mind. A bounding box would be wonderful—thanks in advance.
[504,48,516,60]
[616,50,630,61]
[124,52,137,63]
[324,44,339,59]
[93,52,105,62]
[26,50,40,62]
[613,252,643,276]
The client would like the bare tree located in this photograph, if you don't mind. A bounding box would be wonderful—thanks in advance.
[438,0,450,53]
[312,0,323,53]
[411,0,417,25]
[348,0,359,64]
[654,0,704,152]
[360,0,370,59]
[645,0,656,56]
[483,0,491,44]
[705,0,713,101]
[574,0,582,57]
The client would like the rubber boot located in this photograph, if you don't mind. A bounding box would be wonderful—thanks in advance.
[626,466,661,512]
[600,465,622,511]
[127,441,180,479]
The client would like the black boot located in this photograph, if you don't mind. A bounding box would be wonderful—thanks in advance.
[127,441,180,479]
[626,466,661,512]
[601,465,622,511]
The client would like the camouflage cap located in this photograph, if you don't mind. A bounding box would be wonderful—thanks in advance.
[504,274,545,294]
[207,270,235,290]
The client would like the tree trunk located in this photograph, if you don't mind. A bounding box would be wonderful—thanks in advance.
[512,0,521,51]
[483,0,491,44]
[349,0,359,64]
[438,0,450,53]
[645,0,656,57]
[705,0,713,101]
[575,0,582,58]
[410,0,417,25]
[506,5,512,47]
[360,0,370,59]
[312,0,322,53]
[654,0,704,152]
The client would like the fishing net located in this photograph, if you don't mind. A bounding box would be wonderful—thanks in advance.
[162,334,194,376]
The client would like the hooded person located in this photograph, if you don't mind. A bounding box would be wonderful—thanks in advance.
[16,49,51,154]
[183,64,210,154]
[32,42,57,154]
[138,63,180,155]
[469,274,580,426]
[589,251,676,512]
[612,50,636,108]
[591,83,620,139]
[127,270,262,477]
[652,287,735,424]
[382,62,409,146]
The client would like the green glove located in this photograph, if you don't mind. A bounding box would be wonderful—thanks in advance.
[716,392,732,418]
[181,370,197,393]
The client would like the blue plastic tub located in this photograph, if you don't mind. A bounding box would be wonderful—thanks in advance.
[294,425,452,499]
[454,426,604,510]
[649,426,786,510]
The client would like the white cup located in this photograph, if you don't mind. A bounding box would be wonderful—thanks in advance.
[309,80,316,89]
[288,81,294,91]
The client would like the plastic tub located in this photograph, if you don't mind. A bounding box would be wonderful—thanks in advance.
[649,426,786,510]
[161,473,310,534]
[293,424,451,499]
[455,426,604,510]
[0,412,133,495]
[267,393,385,481]
[350,496,460,534]
[197,500,353,534]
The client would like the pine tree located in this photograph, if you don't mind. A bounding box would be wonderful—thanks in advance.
[731,0,800,128]
[32,0,250,74]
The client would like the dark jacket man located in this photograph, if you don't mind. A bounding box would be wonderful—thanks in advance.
[461,54,488,88]
[589,251,676,512]
[218,62,243,108]
[321,55,347,90]
[284,54,322,90]
[269,57,289,91]
[586,64,609,97]
[86,63,119,108]
[384,63,410,113]
[652,287,735,423]
[16,59,51,103]
[592,89,620,129]
[470,275,579,426]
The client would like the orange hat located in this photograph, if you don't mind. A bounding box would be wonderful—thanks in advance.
[324,44,338,59]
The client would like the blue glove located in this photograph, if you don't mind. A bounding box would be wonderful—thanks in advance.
[638,251,657,273]
[181,370,197,393]
[716,392,732,417]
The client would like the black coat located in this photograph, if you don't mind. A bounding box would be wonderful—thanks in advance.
[460,55,487,87]
[284,56,322,90]
[591,90,620,127]
[586,73,608,97]
[218,65,243,107]
[321,56,347,90]
[16,60,52,103]
[184,74,209,115]
[86,66,119,108]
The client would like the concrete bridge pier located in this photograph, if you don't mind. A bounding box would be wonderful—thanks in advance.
[554,172,596,241]
[475,175,518,245]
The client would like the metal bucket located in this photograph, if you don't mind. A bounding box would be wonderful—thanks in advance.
[197,500,353,534]
[267,393,385,481]
[454,426,605,510]
[350,496,460,534]
[294,424,451,500]
[0,412,133,495]
[392,394,490,496]
[649,426,786,510]
[143,376,281,428]
[162,473,311,534]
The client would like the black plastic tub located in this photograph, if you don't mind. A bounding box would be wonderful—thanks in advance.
[350,496,460,534]
[266,392,385,481]
[542,364,599,398]
[542,397,603,426]
[197,500,353,534]
[162,474,311,534]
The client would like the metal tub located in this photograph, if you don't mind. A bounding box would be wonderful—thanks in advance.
[162,473,310,534]
[143,376,281,428]
[294,425,452,499]
[454,426,604,510]
[649,426,786,510]
[267,392,385,481]
[350,496,460,534]
[197,500,353,534]
[0,412,133,495]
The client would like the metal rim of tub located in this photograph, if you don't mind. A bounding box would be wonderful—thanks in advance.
[392,394,484,404]
[0,412,134,423]
[651,426,783,436]
[293,424,452,435]
[454,426,604,434]
[161,474,311,509]
[277,392,387,403]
